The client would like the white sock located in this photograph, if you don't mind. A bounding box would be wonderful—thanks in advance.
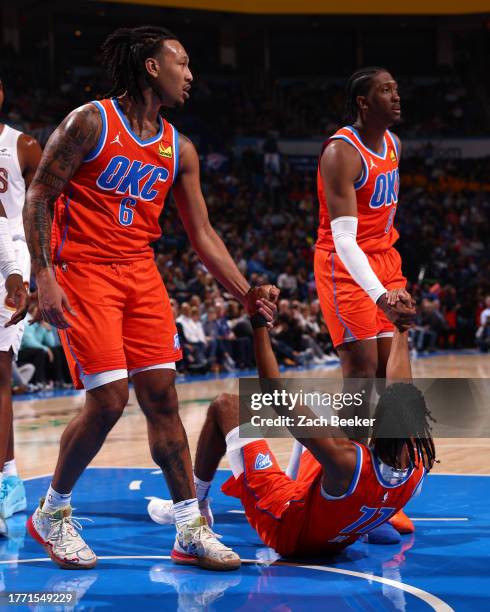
[42,485,72,513]
[3,459,18,477]
[0,473,3,489]
[194,475,212,502]
[174,498,200,528]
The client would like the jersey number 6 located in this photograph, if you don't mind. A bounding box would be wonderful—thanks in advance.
[119,197,137,227]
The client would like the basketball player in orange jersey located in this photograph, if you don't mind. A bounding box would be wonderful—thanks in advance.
[23,26,277,570]
[314,67,417,541]
[0,76,42,536]
[148,291,435,558]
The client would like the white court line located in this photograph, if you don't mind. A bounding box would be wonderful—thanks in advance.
[129,481,142,491]
[411,518,468,522]
[0,555,453,611]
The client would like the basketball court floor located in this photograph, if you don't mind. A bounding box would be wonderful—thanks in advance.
[2,352,489,611]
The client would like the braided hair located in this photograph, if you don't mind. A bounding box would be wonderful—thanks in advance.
[100,26,179,102]
[344,66,387,124]
[372,383,437,472]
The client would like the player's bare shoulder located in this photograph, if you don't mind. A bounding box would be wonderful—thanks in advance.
[320,138,363,184]
[17,132,40,151]
[176,132,199,174]
[17,133,42,182]
[58,103,103,154]
[31,103,103,190]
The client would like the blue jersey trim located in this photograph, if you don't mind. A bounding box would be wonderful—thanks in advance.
[369,447,415,488]
[55,195,71,262]
[331,254,357,343]
[83,101,107,163]
[329,135,369,190]
[172,125,179,184]
[346,126,387,160]
[112,98,163,146]
[408,469,426,500]
[321,442,363,500]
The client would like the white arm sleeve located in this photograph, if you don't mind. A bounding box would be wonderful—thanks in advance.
[0,216,22,280]
[331,216,386,304]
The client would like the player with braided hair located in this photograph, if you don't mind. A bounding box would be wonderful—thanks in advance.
[24,25,277,570]
[149,289,434,558]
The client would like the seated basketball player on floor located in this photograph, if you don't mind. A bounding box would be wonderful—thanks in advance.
[149,288,436,558]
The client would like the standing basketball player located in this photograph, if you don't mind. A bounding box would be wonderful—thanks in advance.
[0,77,42,534]
[314,67,416,539]
[23,27,276,570]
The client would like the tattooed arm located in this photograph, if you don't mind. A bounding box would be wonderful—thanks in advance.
[23,104,101,328]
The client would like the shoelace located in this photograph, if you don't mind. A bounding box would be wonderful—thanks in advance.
[194,524,232,550]
[48,515,93,546]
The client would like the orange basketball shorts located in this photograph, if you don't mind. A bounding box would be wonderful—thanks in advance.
[221,440,306,555]
[314,246,406,348]
[55,258,182,389]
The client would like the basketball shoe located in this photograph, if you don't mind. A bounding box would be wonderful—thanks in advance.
[27,502,96,569]
[0,476,27,519]
[148,497,214,527]
[171,516,240,571]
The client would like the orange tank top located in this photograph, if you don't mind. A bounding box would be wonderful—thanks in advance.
[51,98,179,263]
[316,126,400,254]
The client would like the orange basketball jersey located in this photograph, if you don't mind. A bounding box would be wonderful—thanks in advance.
[51,98,179,263]
[283,443,424,556]
[316,126,400,254]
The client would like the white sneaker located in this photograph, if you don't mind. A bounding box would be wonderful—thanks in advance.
[171,516,240,571]
[148,498,214,528]
[27,502,96,569]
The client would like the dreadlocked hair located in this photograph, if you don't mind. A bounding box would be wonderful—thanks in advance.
[372,383,436,472]
[343,66,387,124]
[100,26,179,102]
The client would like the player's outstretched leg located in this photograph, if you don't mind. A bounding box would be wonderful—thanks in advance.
[135,370,239,571]
[27,378,128,569]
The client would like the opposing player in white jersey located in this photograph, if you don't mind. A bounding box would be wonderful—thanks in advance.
[0,77,42,534]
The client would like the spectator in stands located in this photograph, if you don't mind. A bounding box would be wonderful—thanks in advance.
[203,306,235,372]
[215,298,254,370]
[476,295,490,353]
[176,303,208,370]
[277,265,298,298]
[17,305,69,388]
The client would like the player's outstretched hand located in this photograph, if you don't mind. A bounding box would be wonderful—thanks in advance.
[36,268,76,329]
[245,285,280,324]
[377,290,416,331]
[4,273,28,328]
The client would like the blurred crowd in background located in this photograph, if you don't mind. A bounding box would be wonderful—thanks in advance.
[1,64,489,147]
[2,48,489,390]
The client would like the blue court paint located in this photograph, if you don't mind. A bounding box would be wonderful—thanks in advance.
[1,469,488,611]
